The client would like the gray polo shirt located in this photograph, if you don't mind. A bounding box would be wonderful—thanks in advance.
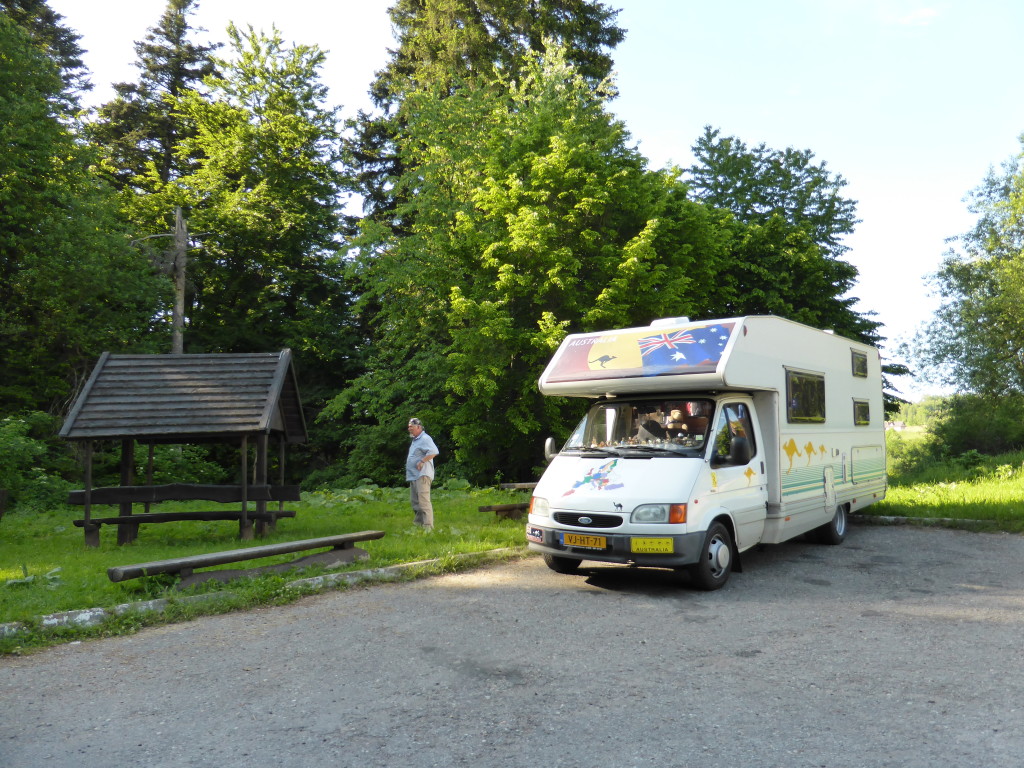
[405,431,438,481]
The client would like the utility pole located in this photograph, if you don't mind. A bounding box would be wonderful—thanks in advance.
[172,207,188,354]
[133,209,196,354]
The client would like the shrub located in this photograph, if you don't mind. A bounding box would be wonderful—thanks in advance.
[0,412,72,510]
[929,393,1024,456]
[886,429,940,480]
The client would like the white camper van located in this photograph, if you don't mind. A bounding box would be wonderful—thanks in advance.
[526,315,886,590]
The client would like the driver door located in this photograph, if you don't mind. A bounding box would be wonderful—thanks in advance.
[707,400,767,548]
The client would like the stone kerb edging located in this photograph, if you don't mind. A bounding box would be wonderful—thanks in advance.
[0,548,523,640]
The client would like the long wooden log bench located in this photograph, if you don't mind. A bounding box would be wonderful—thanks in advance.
[107,531,386,589]
[68,483,302,546]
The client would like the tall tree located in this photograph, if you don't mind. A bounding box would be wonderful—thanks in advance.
[124,24,360,476]
[0,0,89,106]
[86,0,219,190]
[912,141,1024,394]
[0,14,168,413]
[349,0,625,223]
[328,47,729,484]
[686,127,879,344]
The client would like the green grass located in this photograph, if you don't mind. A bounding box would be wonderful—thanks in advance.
[0,484,529,652]
[868,432,1024,533]
[8,435,1024,654]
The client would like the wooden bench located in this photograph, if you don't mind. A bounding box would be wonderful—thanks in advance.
[107,531,386,589]
[481,483,535,519]
[69,483,302,546]
[479,502,530,520]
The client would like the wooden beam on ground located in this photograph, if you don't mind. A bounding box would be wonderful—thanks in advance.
[106,531,386,585]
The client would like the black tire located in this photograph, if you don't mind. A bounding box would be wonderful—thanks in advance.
[688,521,733,591]
[813,504,847,545]
[543,554,582,574]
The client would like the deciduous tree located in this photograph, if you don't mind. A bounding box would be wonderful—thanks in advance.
[686,126,879,344]
[912,142,1024,394]
[329,47,727,484]
[348,0,625,225]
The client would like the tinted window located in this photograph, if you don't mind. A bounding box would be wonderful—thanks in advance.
[787,369,826,423]
[711,402,757,465]
[851,350,868,378]
[854,399,870,425]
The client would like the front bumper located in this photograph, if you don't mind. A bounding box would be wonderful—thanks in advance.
[526,524,704,567]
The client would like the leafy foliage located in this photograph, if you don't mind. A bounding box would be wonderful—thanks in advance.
[911,139,1024,394]
[0,412,72,510]
[349,0,626,224]
[0,0,89,105]
[927,393,1024,456]
[330,47,731,484]
[686,126,879,344]
[0,13,169,413]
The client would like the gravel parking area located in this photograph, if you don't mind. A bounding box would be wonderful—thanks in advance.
[3,524,1023,768]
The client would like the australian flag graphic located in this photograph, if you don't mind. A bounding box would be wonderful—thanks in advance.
[638,323,732,374]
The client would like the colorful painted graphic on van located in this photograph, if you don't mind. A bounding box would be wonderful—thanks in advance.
[546,321,736,383]
[780,441,886,499]
[563,459,625,496]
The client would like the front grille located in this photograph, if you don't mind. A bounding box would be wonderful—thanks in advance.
[554,512,623,528]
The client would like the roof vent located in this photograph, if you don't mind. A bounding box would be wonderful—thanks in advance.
[649,317,690,328]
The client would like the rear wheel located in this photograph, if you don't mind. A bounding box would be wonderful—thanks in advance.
[688,522,733,591]
[813,504,847,545]
[543,554,582,574]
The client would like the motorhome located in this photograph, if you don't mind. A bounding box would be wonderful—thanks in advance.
[526,315,886,589]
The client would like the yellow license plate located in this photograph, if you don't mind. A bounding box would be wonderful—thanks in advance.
[630,537,674,554]
[562,532,607,549]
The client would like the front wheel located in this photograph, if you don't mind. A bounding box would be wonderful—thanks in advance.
[543,554,582,574]
[813,504,848,545]
[688,522,733,591]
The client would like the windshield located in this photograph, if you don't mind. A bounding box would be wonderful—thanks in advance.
[563,398,715,457]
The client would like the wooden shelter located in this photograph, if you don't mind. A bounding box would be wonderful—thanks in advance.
[60,350,307,546]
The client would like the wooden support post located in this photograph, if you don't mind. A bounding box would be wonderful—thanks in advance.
[239,434,253,540]
[117,439,138,545]
[144,443,155,514]
[277,434,287,524]
[83,441,100,547]
[255,433,269,536]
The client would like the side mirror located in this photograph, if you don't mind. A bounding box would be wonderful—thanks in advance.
[544,436,559,462]
[730,437,752,466]
[710,436,752,468]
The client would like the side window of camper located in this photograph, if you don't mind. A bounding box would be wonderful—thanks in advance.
[711,402,757,466]
[851,350,868,378]
[786,369,826,423]
[853,399,871,425]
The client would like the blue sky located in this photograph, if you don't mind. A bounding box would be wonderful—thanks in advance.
[49,0,1024,398]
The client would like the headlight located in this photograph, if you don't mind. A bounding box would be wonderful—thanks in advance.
[631,503,687,524]
[530,496,551,517]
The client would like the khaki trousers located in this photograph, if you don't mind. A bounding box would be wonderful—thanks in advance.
[410,476,434,528]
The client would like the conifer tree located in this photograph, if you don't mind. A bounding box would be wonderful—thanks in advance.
[86,0,219,190]
[349,0,625,221]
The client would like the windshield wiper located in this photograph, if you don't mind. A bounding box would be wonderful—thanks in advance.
[571,446,618,457]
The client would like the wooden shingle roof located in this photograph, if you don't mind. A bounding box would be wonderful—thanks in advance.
[60,350,307,444]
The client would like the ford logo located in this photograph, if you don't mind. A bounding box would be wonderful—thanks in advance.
[578,516,593,525]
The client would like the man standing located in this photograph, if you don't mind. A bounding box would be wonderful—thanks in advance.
[405,417,439,530]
